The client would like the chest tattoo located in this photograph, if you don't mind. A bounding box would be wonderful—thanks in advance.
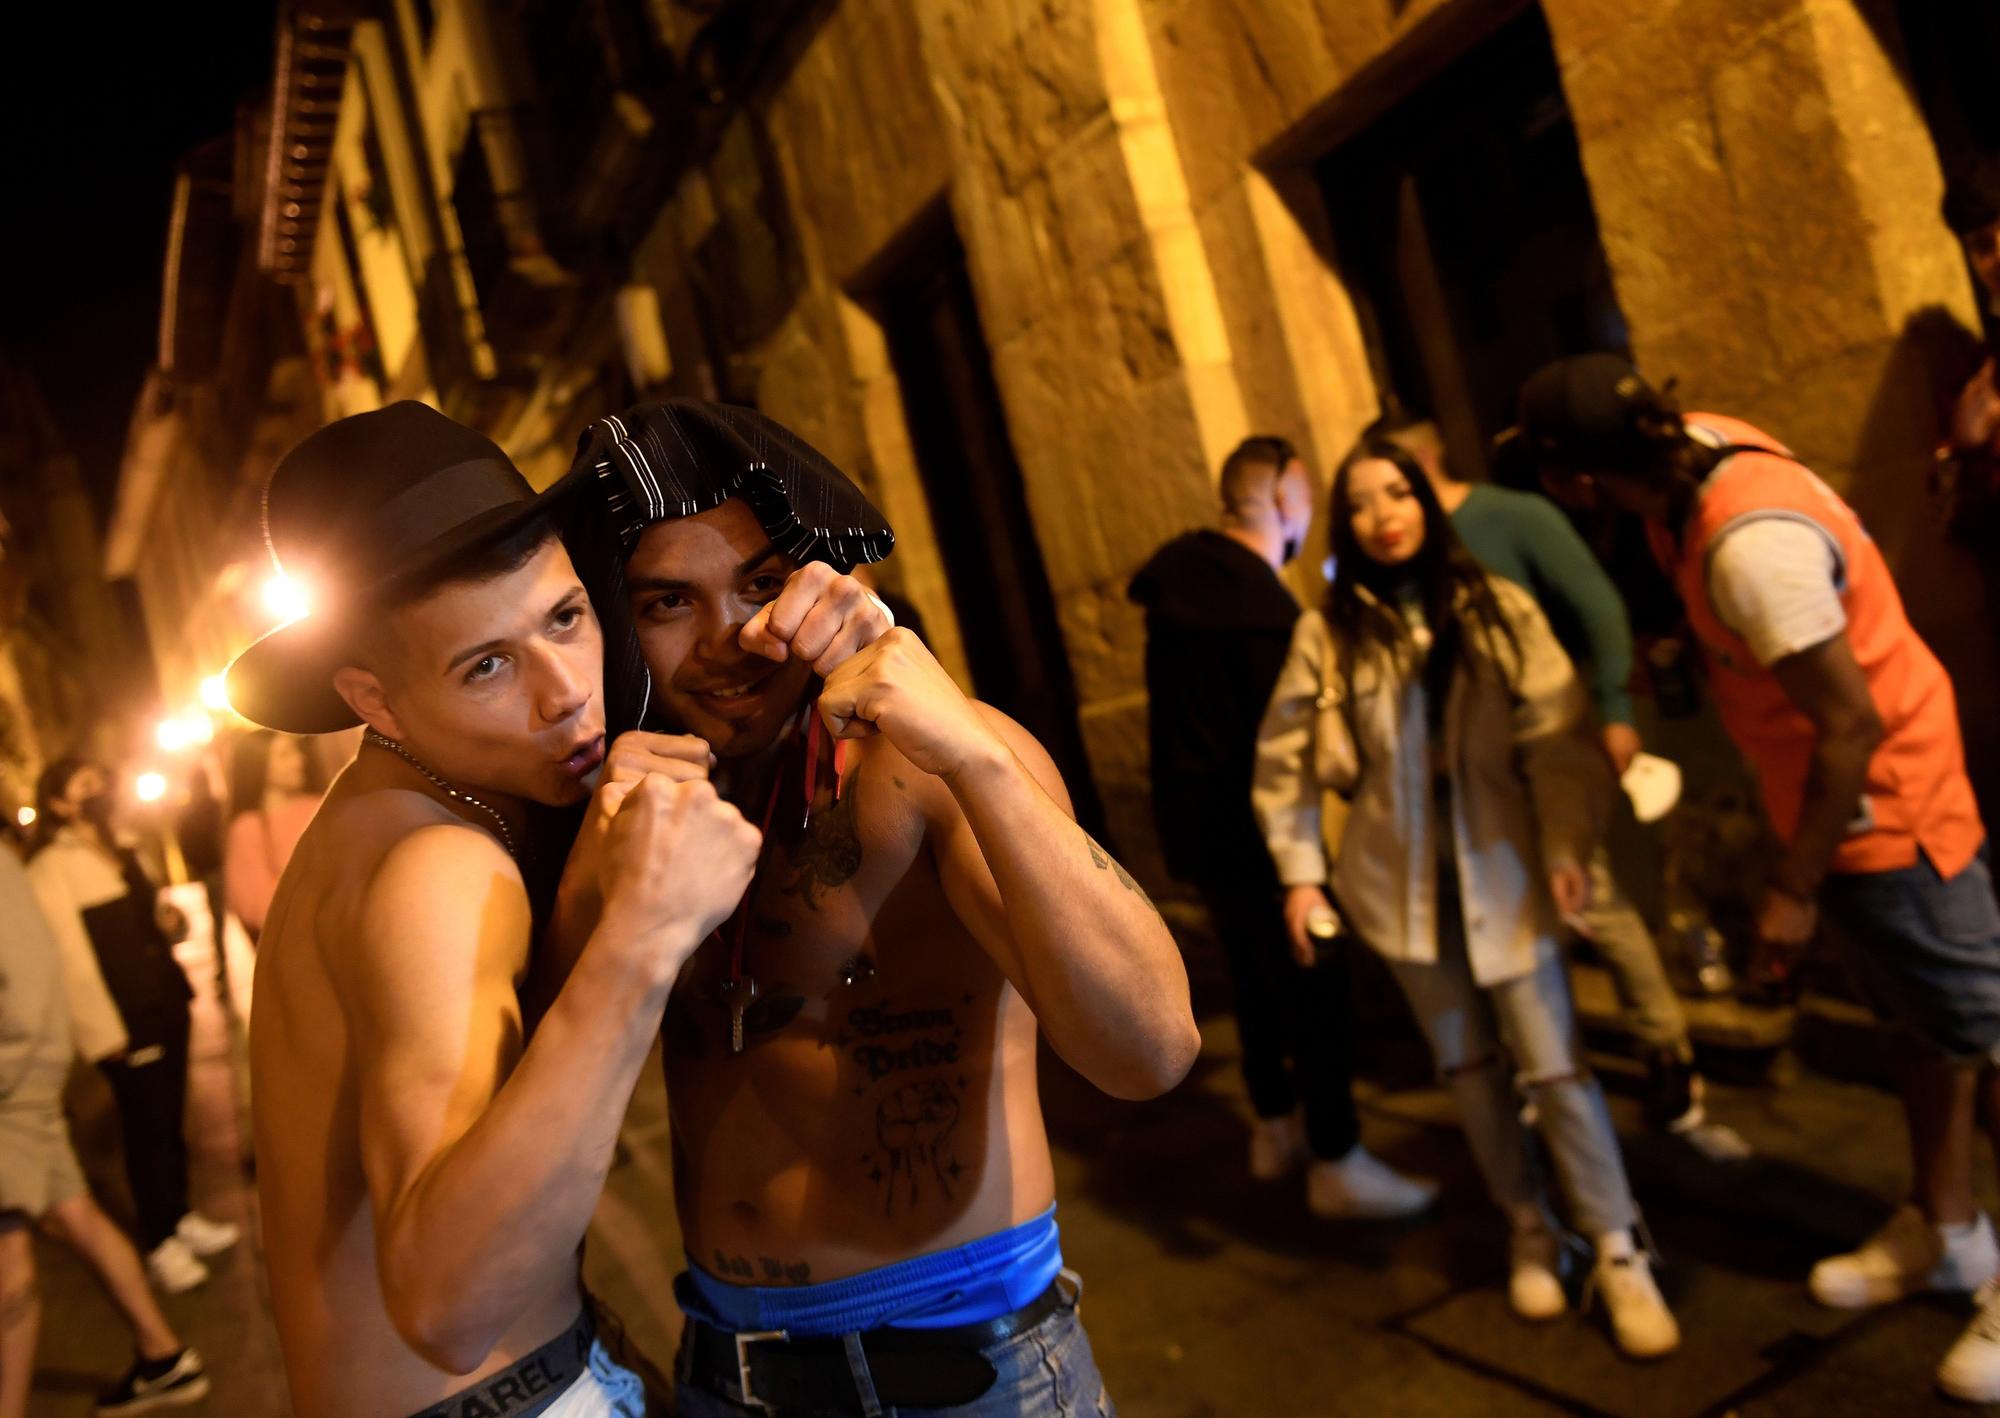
[778,790,863,911]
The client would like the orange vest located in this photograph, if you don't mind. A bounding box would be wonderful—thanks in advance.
[1648,414,1984,877]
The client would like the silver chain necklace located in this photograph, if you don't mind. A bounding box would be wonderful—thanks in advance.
[363,729,521,861]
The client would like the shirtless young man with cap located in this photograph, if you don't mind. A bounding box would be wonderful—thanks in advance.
[555,402,1201,1416]
[230,403,885,1418]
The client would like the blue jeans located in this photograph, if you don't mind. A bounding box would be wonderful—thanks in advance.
[672,1288,1114,1418]
[1821,844,2000,1064]
[1385,888,1638,1239]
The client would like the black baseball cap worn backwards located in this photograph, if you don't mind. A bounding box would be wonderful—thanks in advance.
[1515,353,1681,473]
[226,400,570,735]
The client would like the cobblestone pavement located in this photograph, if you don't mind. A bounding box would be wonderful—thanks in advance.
[23,894,2000,1416]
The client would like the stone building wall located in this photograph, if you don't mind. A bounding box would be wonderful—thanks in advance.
[1541,0,2000,803]
[619,0,1994,865]
[191,0,1991,865]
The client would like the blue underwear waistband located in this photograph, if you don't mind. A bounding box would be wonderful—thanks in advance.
[678,1206,1061,1337]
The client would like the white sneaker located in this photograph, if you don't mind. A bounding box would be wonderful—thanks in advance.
[1509,1224,1568,1321]
[1808,1206,1998,1309]
[1305,1147,1438,1220]
[175,1211,240,1257]
[145,1237,209,1295]
[1938,1278,2000,1403]
[1248,1111,1307,1181]
[1593,1235,1680,1359]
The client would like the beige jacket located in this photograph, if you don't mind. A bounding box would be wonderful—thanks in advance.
[1253,577,1604,986]
[26,828,137,1062]
[0,845,71,1105]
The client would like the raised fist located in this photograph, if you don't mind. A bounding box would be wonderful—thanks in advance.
[816,628,1001,779]
[598,775,762,982]
[740,561,894,676]
[553,730,714,938]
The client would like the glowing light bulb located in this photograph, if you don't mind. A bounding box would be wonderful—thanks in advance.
[199,674,230,712]
[157,718,190,752]
[263,573,310,622]
[15,806,35,828]
[135,772,168,804]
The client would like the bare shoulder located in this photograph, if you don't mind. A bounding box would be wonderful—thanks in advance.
[315,793,528,1009]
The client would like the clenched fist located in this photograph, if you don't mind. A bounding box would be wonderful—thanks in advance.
[597,775,763,986]
[817,628,1002,778]
[740,562,894,676]
[556,731,713,919]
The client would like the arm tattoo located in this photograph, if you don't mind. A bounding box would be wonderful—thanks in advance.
[1085,833,1157,911]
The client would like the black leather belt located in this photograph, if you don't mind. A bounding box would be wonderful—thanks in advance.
[684,1280,1067,1413]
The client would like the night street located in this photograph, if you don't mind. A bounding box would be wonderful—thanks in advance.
[7,2,2000,1414]
[22,894,1996,1418]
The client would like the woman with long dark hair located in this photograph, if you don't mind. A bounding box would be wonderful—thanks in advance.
[1254,438,1677,1358]
[222,731,322,944]
[24,758,240,1296]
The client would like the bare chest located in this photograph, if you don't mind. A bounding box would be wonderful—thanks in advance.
[665,762,971,1058]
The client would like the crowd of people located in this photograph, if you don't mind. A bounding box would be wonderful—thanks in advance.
[0,736,328,1413]
[1,166,1999,1418]
[1134,336,2000,1396]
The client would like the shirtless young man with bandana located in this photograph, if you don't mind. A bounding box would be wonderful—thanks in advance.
[555,402,1199,1416]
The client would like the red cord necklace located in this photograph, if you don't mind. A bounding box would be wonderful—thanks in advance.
[717,702,846,1053]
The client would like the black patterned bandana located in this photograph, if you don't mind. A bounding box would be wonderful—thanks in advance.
[579,400,894,566]
[557,399,896,738]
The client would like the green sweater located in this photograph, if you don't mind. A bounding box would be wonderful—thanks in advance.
[1450,484,1635,726]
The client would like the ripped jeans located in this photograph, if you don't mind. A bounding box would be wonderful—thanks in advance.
[1385,886,1638,1239]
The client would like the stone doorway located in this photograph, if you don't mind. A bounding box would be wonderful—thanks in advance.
[1314,4,1627,484]
[870,206,1108,835]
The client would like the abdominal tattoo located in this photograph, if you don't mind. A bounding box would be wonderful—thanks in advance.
[713,1250,813,1286]
[842,998,969,1216]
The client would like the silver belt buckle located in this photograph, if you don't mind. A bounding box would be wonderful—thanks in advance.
[734,1329,789,1412]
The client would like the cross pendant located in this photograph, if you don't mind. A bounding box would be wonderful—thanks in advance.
[722,977,758,1054]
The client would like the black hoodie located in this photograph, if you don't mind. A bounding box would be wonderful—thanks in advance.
[1129,531,1302,882]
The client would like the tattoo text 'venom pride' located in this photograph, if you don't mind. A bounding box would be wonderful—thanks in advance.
[845,998,971,1217]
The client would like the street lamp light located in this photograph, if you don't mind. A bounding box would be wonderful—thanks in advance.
[157,710,217,752]
[263,572,310,623]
